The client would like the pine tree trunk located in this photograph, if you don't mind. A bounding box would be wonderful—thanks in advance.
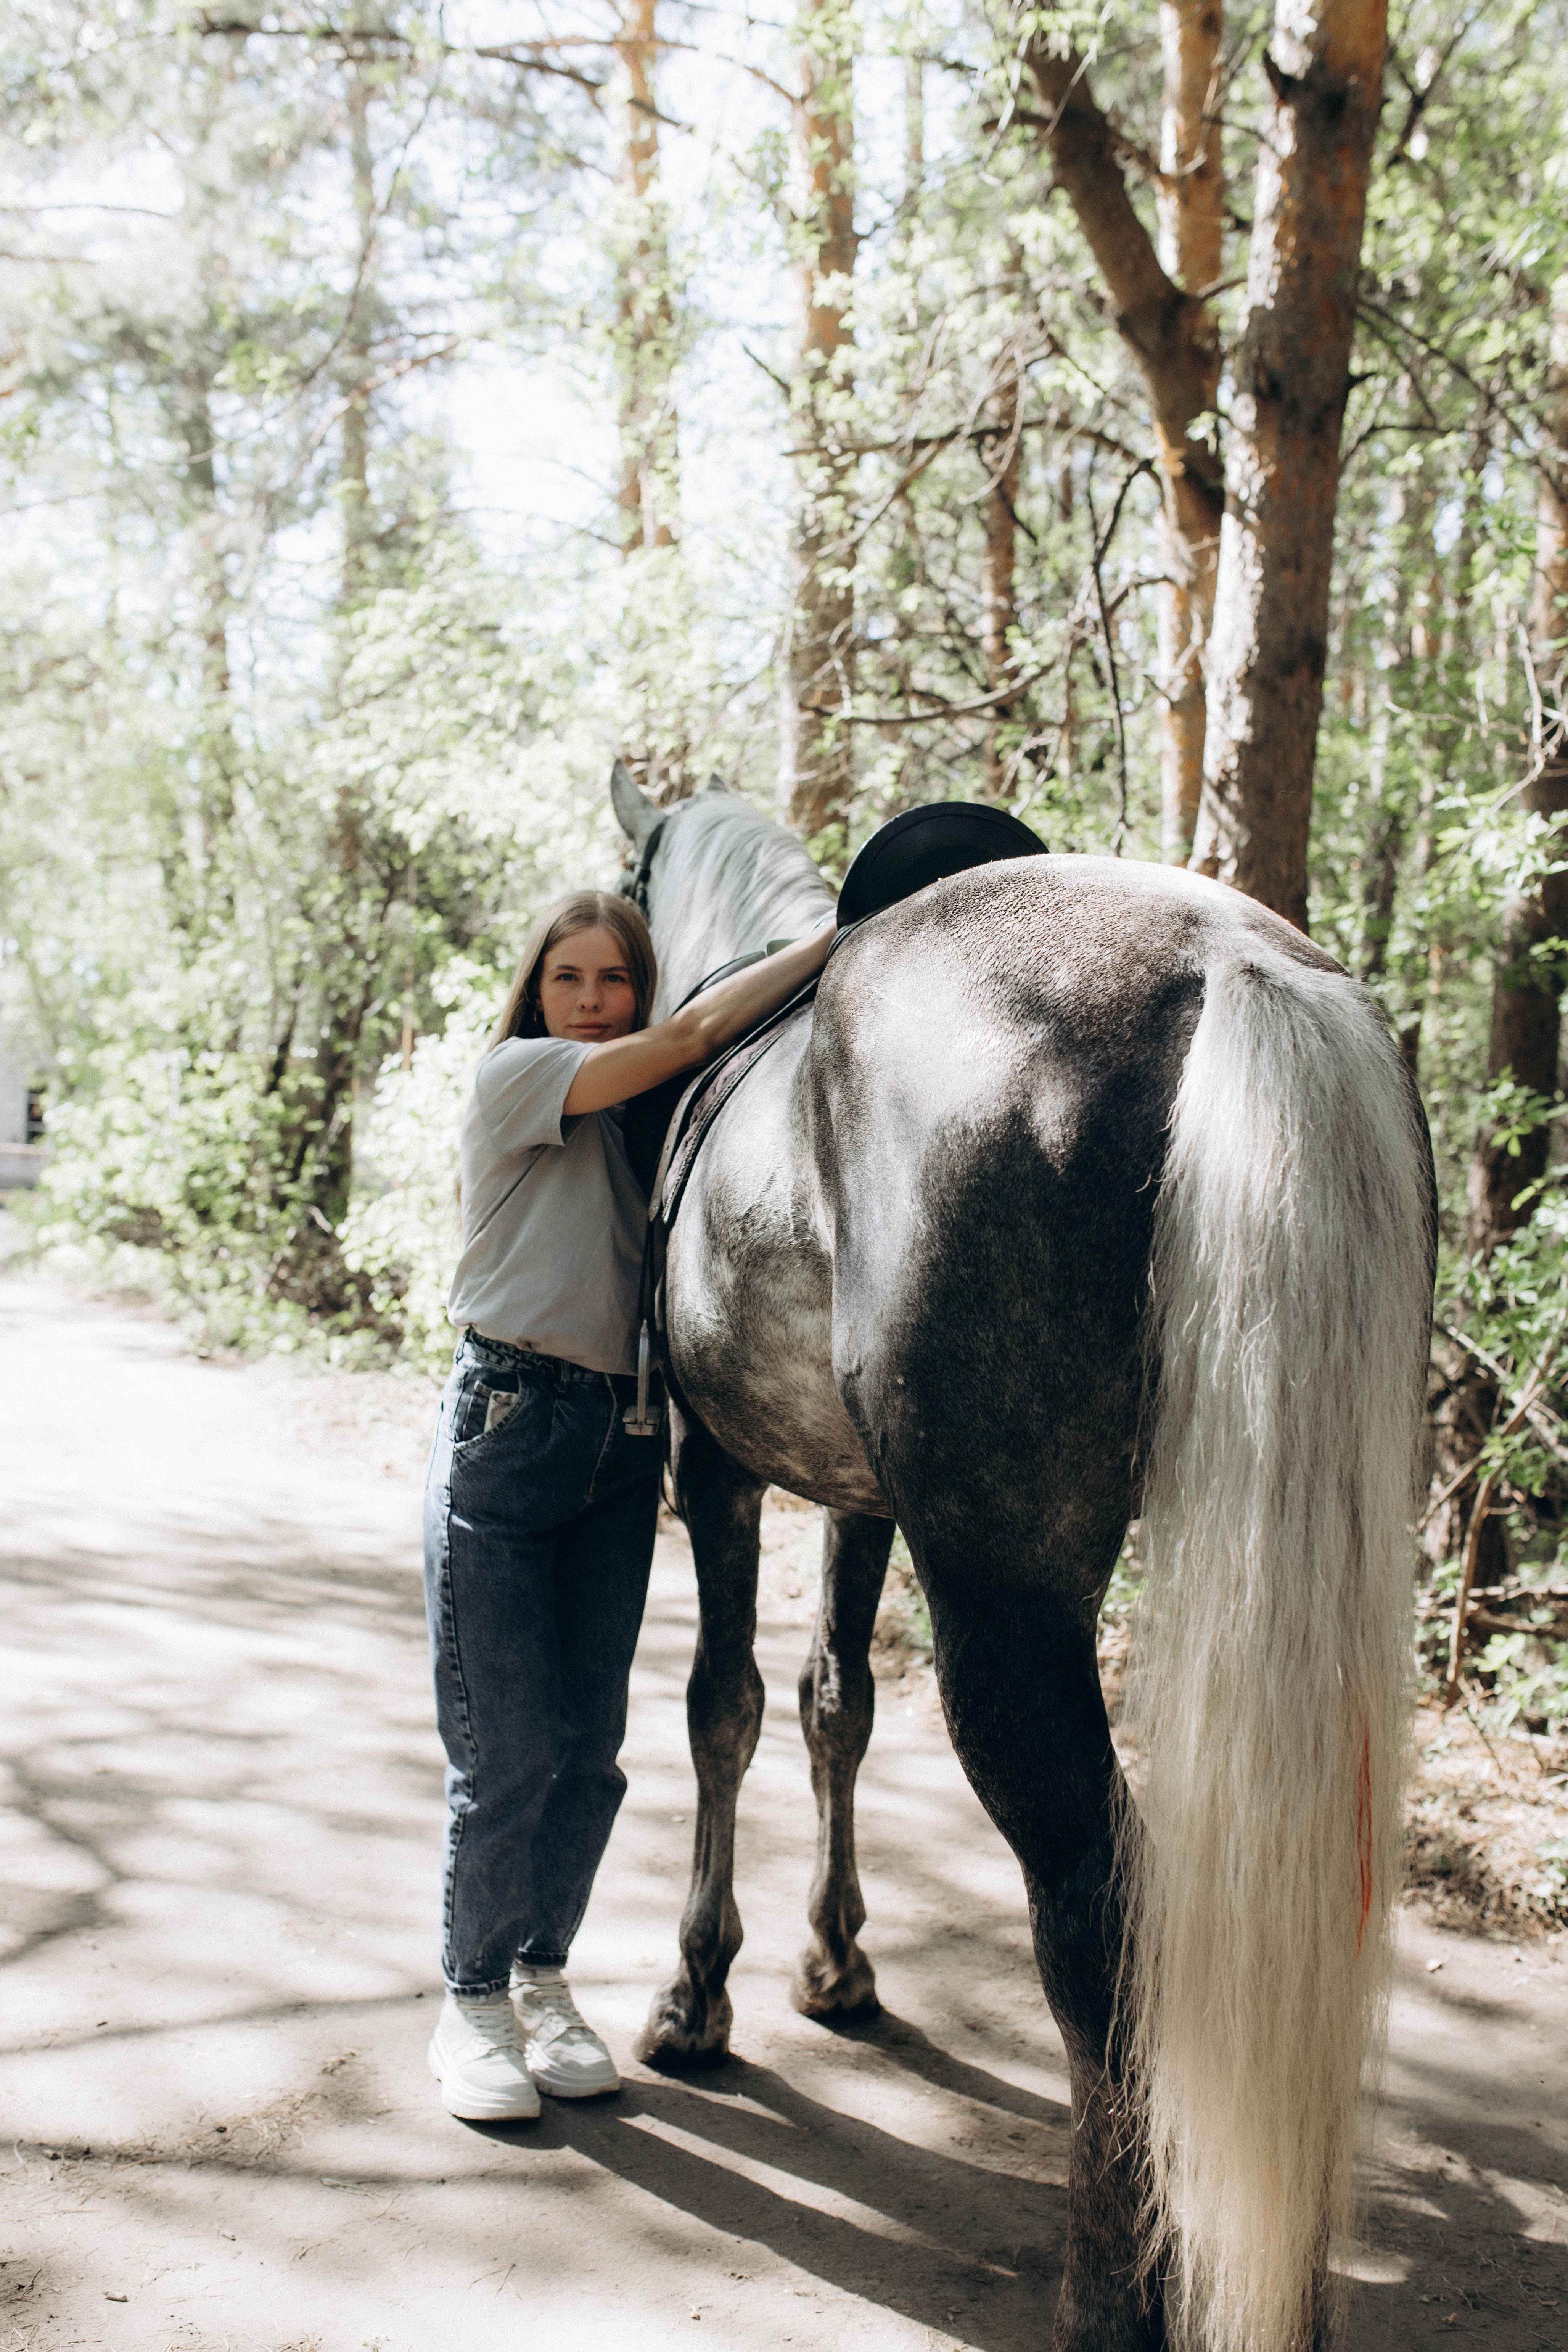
[1466,319,1568,1256]
[981,346,1021,798]
[176,371,236,903]
[1428,323,1568,1590]
[1155,0,1224,861]
[1357,473,1430,980]
[1026,26,1224,849]
[903,46,923,206]
[1191,2,1388,931]
[782,2,857,842]
[340,68,374,610]
[308,63,381,1252]
[615,0,678,556]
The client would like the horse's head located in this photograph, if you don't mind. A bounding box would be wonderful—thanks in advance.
[609,762,834,1014]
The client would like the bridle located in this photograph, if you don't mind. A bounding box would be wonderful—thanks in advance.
[624,816,670,918]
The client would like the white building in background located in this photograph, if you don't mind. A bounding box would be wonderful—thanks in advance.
[0,1036,47,1189]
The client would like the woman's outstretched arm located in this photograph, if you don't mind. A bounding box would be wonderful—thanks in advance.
[561,922,836,1115]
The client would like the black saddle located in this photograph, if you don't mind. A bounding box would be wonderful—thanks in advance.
[837,799,1046,927]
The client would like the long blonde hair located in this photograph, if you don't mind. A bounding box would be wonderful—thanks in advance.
[489,892,657,1049]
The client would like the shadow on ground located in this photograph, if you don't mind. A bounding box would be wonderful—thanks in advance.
[2,1273,1564,2352]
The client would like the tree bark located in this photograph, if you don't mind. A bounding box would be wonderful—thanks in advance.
[1026,23,1224,855]
[175,369,236,899]
[1155,0,1224,859]
[782,0,858,841]
[980,337,1021,798]
[1357,471,1428,980]
[614,0,678,556]
[903,41,923,209]
[1427,322,1568,1591]
[312,63,381,1242]
[1191,2,1389,932]
[1466,309,1568,1257]
[340,67,375,610]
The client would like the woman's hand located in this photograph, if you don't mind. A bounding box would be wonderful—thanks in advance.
[561,920,836,1115]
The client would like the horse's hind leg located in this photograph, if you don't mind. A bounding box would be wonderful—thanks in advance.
[920,1567,1161,2352]
[792,1507,894,2020]
[635,1408,766,2070]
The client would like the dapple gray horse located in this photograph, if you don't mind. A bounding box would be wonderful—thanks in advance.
[613,770,1433,2352]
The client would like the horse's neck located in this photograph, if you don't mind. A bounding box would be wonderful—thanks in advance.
[649,813,833,1012]
[651,899,773,1012]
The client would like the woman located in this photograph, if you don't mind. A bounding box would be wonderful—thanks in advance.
[424,886,835,2121]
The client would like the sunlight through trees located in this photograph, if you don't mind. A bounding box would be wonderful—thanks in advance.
[3,0,1566,1730]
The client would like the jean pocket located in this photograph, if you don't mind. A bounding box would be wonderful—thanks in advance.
[452,1369,527,1449]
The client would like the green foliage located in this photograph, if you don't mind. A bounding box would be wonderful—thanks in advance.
[339,963,498,1373]
[1426,1187,1568,1732]
[2,0,1566,1739]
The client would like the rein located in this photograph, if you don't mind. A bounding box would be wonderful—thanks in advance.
[626,817,669,917]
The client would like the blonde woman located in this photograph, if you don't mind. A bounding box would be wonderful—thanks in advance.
[424,888,834,2121]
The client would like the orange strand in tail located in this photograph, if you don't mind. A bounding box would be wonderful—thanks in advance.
[1355,1729,1373,1958]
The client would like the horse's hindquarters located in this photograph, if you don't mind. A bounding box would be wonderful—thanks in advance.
[809,864,1204,1610]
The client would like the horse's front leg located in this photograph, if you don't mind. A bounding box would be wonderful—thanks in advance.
[792,1506,894,2020]
[635,1406,766,2069]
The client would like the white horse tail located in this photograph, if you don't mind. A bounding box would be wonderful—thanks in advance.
[1118,948,1431,2352]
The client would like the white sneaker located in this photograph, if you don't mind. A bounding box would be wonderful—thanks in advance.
[512,1966,621,2098]
[427,1991,541,2122]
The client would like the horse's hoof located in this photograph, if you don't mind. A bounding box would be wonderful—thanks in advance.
[790,1942,880,2021]
[632,1975,734,2070]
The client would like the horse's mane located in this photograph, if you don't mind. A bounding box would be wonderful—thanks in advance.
[645,790,835,1013]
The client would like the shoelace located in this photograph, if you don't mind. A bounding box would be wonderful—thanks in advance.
[517,1981,595,2051]
[457,1999,524,2054]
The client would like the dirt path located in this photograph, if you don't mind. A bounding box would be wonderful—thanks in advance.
[1,1268,1564,2352]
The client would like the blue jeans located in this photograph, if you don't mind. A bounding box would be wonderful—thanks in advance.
[423,1330,661,1995]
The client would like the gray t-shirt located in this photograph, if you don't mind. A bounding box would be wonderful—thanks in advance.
[447,1036,647,1377]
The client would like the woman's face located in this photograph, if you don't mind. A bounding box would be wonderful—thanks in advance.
[537,926,639,1044]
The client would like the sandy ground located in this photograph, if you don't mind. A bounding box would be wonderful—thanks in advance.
[2,1269,1565,2352]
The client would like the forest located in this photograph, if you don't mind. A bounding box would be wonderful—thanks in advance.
[2,0,1566,1751]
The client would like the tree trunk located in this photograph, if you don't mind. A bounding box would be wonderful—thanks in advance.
[614,0,678,556]
[1026,26,1224,855]
[1155,0,1224,860]
[1466,317,1568,1257]
[903,45,923,209]
[311,63,381,1244]
[176,370,236,901]
[980,329,1022,797]
[1358,472,1429,980]
[1191,2,1388,932]
[340,67,374,610]
[782,1,858,842]
[1428,325,1568,1592]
